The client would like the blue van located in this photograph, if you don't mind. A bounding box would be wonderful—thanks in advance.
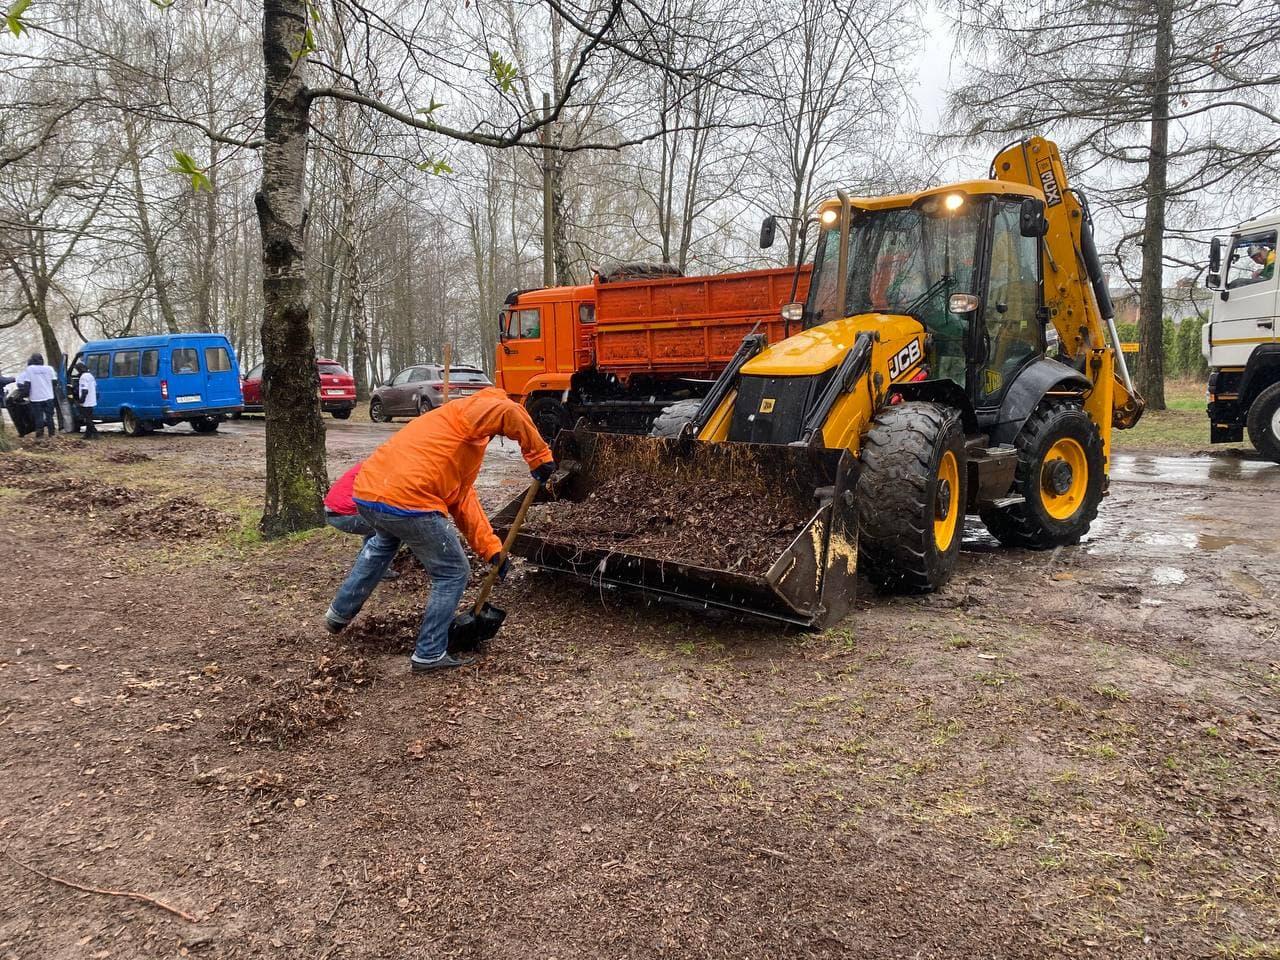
[69,334,244,435]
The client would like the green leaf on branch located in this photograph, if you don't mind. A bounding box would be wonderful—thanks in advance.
[168,150,212,193]
[292,25,317,62]
[5,0,31,37]
[415,99,446,117]
[148,0,176,8]
[488,51,517,94]
[415,158,453,177]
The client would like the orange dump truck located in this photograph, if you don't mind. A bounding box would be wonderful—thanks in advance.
[496,264,811,437]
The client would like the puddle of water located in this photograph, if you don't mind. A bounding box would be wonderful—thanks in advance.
[1150,565,1187,586]
[1111,453,1277,487]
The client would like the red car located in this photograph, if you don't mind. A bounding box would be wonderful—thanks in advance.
[239,358,356,419]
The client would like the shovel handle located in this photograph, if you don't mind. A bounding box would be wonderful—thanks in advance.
[472,478,542,613]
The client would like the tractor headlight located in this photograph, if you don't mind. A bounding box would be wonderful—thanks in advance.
[949,293,980,314]
[944,193,965,211]
[780,302,804,322]
[820,208,838,226]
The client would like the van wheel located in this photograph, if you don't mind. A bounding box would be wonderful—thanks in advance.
[121,410,143,437]
[191,416,219,434]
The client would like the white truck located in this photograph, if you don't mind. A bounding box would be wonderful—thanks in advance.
[1203,213,1279,462]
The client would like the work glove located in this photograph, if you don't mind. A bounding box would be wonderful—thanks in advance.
[531,461,556,484]
[489,554,512,583]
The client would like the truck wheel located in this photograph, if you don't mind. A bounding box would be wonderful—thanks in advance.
[1245,382,1280,464]
[650,399,702,438]
[979,400,1104,549]
[191,416,219,434]
[857,401,968,593]
[527,396,571,441]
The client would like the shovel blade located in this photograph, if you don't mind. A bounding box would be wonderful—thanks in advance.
[448,602,507,653]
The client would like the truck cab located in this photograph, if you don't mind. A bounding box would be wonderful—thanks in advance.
[1203,214,1280,461]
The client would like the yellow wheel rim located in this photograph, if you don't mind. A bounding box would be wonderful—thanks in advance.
[934,449,960,552]
[1040,438,1088,520]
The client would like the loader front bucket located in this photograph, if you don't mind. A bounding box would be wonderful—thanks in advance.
[492,426,859,629]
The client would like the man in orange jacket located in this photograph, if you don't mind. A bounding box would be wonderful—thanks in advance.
[325,387,554,673]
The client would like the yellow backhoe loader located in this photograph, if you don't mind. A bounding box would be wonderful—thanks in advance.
[494,137,1145,628]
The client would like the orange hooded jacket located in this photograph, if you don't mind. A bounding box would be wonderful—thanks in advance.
[353,387,552,559]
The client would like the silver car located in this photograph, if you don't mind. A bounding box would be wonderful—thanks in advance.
[369,364,493,421]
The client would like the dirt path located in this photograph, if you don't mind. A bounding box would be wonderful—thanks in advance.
[0,426,1276,959]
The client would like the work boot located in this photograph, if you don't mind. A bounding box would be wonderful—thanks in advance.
[381,568,401,581]
[410,653,476,673]
[324,607,350,634]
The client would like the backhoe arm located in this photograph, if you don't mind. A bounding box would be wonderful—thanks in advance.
[992,137,1145,448]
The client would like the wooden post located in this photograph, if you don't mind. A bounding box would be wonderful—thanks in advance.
[442,342,451,404]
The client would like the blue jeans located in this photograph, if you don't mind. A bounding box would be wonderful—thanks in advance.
[328,506,470,662]
[31,399,55,437]
[326,511,375,539]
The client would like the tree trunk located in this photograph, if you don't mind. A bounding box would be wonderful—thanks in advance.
[255,0,328,537]
[1136,0,1172,410]
[124,116,181,334]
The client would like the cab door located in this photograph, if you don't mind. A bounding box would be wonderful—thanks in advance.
[974,199,1044,409]
[497,306,548,397]
[1209,230,1278,368]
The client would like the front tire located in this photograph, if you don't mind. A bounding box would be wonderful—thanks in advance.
[1245,382,1280,464]
[979,400,1104,548]
[370,398,391,423]
[857,401,968,593]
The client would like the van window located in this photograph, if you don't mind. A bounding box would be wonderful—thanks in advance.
[205,346,232,373]
[141,350,158,377]
[172,348,200,373]
[86,354,109,379]
[112,351,140,377]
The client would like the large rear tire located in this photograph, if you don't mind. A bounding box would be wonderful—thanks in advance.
[1245,382,1280,464]
[979,400,1104,548]
[650,398,702,438]
[857,401,968,593]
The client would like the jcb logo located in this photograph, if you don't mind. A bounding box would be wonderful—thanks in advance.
[1037,157,1062,207]
[759,398,776,414]
[887,338,922,379]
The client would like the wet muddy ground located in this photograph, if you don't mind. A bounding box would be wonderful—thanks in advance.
[0,420,1277,959]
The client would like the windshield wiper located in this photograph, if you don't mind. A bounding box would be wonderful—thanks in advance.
[900,274,954,319]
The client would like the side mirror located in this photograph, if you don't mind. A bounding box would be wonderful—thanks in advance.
[1206,237,1222,288]
[1018,198,1048,238]
[759,215,777,250]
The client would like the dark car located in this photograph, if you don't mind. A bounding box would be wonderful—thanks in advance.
[369,363,492,422]
[240,358,356,419]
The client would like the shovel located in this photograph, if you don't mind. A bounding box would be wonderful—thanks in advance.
[448,478,542,653]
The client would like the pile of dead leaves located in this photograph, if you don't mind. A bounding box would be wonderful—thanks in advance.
[227,654,373,747]
[110,496,236,540]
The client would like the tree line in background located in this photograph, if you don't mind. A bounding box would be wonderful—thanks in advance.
[1,0,1276,532]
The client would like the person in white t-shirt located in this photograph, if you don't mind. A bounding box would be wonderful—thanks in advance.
[73,360,99,439]
[15,353,57,438]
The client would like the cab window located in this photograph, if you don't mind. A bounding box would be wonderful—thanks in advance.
[578,304,595,324]
[141,350,159,377]
[1227,231,1276,288]
[506,308,542,339]
[978,200,1043,404]
[112,351,140,377]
